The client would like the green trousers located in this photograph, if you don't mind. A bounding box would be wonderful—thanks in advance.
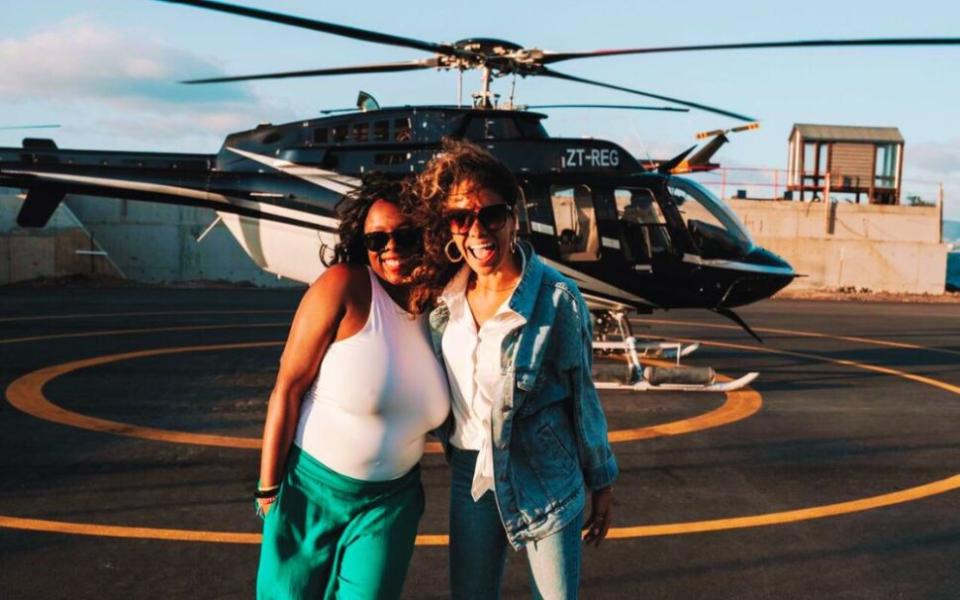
[256,445,424,600]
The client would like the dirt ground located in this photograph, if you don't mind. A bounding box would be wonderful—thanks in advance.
[774,287,960,303]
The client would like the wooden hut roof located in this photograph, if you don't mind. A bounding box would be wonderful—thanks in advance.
[790,124,904,144]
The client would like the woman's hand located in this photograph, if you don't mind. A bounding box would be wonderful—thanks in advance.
[582,486,613,546]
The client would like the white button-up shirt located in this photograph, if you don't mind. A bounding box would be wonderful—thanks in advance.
[440,263,527,501]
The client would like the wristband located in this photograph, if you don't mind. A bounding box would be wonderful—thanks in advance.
[254,485,280,499]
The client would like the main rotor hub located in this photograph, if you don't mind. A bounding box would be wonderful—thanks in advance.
[444,38,543,76]
[452,38,524,55]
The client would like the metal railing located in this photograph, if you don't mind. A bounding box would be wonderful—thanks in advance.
[687,166,945,208]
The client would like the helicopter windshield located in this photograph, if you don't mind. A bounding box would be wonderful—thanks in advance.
[667,177,755,256]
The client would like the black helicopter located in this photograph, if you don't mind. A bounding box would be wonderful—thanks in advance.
[2,0,958,386]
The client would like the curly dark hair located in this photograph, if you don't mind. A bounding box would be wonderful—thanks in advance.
[322,173,412,268]
[407,138,520,312]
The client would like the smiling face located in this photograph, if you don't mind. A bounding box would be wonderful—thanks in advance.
[363,199,419,286]
[445,179,517,278]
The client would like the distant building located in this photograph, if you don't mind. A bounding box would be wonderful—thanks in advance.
[787,124,904,204]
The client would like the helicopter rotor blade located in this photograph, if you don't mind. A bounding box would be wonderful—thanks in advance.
[183,58,440,84]
[539,68,755,122]
[0,124,61,131]
[695,122,759,139]
[730,122,761,134]
[540,37,960,64]
[523,104,688,112]
[157,0,456,56]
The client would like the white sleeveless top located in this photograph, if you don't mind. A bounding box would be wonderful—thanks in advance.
[293,268,450,481]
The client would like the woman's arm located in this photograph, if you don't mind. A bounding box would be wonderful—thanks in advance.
[257,265,357,506]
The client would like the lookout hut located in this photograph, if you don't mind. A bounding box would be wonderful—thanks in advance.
[787,124,904,204]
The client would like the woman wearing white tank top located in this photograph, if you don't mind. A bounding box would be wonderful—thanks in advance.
[254,177,450,600]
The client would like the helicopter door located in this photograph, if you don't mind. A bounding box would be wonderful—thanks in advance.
[550,184,600,262]
[614,187,671,270]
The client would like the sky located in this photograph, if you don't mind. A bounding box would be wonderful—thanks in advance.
[1,0,959,220]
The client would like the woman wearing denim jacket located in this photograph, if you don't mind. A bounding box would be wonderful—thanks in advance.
[410,139,619,599]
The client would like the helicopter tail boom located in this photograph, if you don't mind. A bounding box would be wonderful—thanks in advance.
[0,140,220,227]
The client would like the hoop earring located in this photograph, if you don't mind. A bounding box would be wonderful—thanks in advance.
[319,241,336,267]
[509,231,518,254]
[444,239,464,263]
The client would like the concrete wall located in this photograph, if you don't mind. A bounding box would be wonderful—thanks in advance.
[728,199,949,294]
[1,191,301,287]
[59,196,299,287]
[1,194,121,284]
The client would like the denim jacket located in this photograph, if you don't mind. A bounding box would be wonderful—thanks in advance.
[428,242,618,548]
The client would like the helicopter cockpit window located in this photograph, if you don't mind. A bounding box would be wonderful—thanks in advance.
[261,131,283,145]
[352,122,369,143]
[615,187,670,264]
[667,177,754,258]
[551,184,600,262]
[394,118,412,142]
[373,120,389,142]
[515,119,548,140]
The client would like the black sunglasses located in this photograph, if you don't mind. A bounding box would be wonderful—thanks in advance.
[444,203,512,235]
[362,227,422,253]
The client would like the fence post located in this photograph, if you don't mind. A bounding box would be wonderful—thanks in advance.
[721,168,727,200]
[939,182,945,244]
[824,172,832,235]
[773,169,779,199]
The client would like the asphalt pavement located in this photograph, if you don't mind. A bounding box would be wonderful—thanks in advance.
[1,287,958,599]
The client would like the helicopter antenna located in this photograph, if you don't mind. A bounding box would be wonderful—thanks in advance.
[508,73,517,108]
[457,69,463,108]
[629,121,655,167]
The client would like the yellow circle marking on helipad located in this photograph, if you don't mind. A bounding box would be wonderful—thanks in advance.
[1,336,760,545]
[0,322,289,347]
[4,342,761,453]
[5,343,282,449]
[668,336,960,396]
[4,323,958,544]
[0,514,262,544]
[635,317,960,359]
[0,309,293,324]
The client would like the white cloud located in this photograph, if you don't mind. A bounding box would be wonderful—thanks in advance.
[907,141,960,178]
[0,17,251,107]
[91,111,278,147]
[0,18,305,150]
[902,141,960,221]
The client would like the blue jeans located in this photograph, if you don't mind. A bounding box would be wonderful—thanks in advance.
[449,447,583,600]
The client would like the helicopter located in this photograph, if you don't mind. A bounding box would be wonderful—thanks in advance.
[3,0,958,390]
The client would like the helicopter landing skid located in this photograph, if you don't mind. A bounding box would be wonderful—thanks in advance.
[594,370,758,392]
[590,309,757,393]
[593,340,700,362]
